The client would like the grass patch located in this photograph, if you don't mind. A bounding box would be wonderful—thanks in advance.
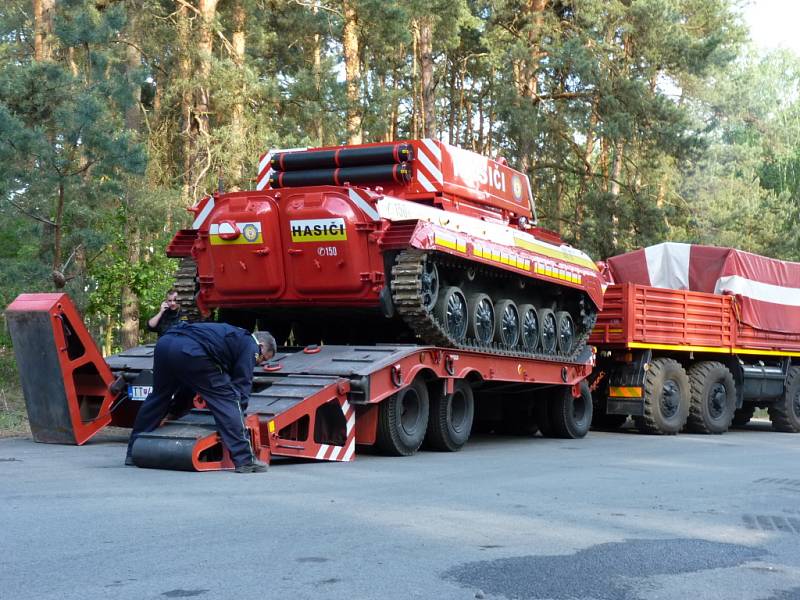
[0,345,29,437]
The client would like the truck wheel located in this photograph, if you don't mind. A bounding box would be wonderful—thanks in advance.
[685,361,736,434]
[633,358,690,435]
[425,380,474,451]
[376,379,430,456]
[549,382,593,439]
[769,366,800,433]
[731,405,756,428]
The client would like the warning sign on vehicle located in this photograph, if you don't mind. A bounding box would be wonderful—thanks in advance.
[290,218,347,242]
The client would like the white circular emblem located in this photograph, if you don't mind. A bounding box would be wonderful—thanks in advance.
[242,224,259,242]
[512,176,523,201]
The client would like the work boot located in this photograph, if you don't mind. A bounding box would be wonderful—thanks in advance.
[234,458,269,473]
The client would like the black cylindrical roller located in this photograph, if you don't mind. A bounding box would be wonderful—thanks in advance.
[271,143,413,171]
[131,434,198,471]
[269,162,412,188]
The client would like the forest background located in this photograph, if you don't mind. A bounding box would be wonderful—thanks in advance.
[1,0,799,428]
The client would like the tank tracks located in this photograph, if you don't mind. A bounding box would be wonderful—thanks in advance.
[172,257,202,322]
[391,249,596,363]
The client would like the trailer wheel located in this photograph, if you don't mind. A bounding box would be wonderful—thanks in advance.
[550,382,593,439]
[685,361,736,434]
[376,379,430,456]
[769,366,800,433]
[425,380,474,451]
[633,358,690,435]
[731,405,756,428]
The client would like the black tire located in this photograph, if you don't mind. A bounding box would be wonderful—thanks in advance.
[494,299,520,347]
[769,366,800,433]
[731,404,756,428]
[685,361,736,434]
[425,380,474,451]
[420,258,439,312]
[633,358,690,435]
[376,379,430,456]
[539,308,557,354]
[467,293,495,344]
[435,286,468,342]
[555,310,575,355]
[550,382,593,439]
[518,304,539,351]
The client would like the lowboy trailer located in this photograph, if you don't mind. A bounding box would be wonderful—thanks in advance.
[6,293,596,471]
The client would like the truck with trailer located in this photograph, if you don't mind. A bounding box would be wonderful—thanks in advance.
[589,243,800,435]
[5,139,605,471]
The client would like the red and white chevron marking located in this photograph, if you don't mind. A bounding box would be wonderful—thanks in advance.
[414,138,445,192]
[255,151,273,191]
[191,195,216,229]
[314,399,356,462]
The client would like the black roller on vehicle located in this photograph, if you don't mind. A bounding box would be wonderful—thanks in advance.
[269,163,412,188]
[376,378,430,456]
[271,143,413,171]
[425,380,474,451]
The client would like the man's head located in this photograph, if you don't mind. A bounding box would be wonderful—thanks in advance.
[165,290,179,310]
[252,331,277,364]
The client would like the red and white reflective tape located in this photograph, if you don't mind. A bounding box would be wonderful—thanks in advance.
[347,188,380,221]
[192,195,216,230]
[415,138,444,192]
[256,147,308,191]
[314,399,356,462]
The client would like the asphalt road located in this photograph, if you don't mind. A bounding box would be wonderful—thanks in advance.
[1,421,799,600]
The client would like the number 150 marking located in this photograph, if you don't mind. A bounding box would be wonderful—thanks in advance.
[317,246,338,256]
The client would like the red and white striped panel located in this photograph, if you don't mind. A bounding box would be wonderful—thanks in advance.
[191,195,216,230]
[414,138,445,193]
[314,399,356,462]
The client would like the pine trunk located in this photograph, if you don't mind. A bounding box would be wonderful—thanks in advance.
[418,17,435,138]
[342,0,362,144]
[231,0,246,188]
[33,0,55,62]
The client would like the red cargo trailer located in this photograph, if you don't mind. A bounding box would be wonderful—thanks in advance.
[590,244,800,434]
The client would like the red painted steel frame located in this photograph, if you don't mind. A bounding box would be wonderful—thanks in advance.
[6,294,125,444]
[590,283,800,353]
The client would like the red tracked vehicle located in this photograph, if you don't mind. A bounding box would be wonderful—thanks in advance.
[168,140,603,361]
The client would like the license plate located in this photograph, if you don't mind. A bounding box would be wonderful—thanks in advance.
[128,385,153,401]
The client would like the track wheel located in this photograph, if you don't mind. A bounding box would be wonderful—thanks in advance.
[376,378,430,456]
[633,358,690,434]
[685,361,736,434]
[435,286,468,343]
[539,308,557,354]
[550,382,593,439]
[420,258,440,312]
[494,299,520,347]
[425,380,474,451]
[769,366,800,433]
[467,293,495,345]
[518,304,539,351]
[731,405,756,428]
[555,311,575,355]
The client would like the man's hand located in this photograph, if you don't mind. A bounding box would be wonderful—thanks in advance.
[159,301,170,311]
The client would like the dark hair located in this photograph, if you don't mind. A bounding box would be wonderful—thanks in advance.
[166,289,178,299]
[253,331,277,357]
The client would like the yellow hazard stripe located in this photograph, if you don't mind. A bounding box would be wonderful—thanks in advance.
[435,234,466,253]
[626,341,800,358]
[513,236,598,271]
[609,386,642,398]
[209,233,263,245]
